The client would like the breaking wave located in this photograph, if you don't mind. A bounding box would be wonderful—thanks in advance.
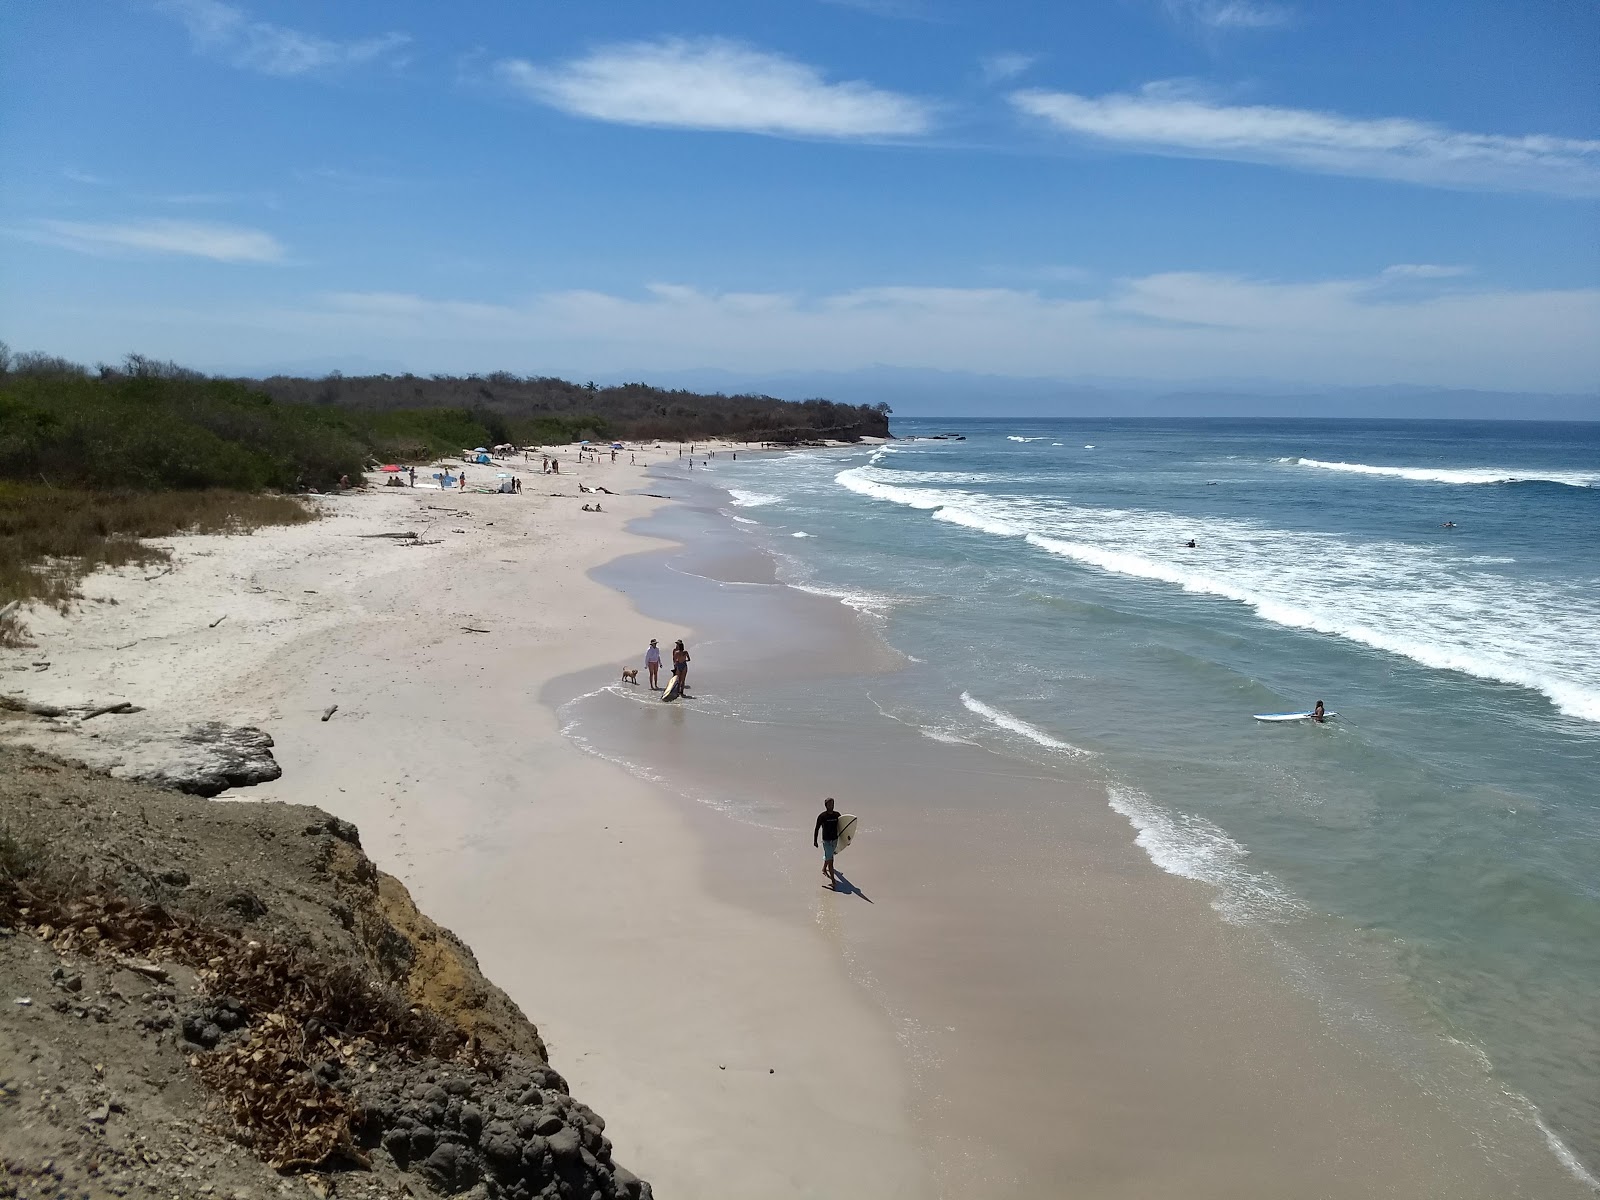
[1291,458,1598,488]
[835,465,1600,724]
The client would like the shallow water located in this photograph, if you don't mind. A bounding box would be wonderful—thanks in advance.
[695,419,1600,1184]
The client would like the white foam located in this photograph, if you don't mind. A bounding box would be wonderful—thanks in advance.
[729,515,759,525]
[1294,458,1597,488]
[1534,1115,1600,1192]
[1106,787,1305,925]
[960,692,1088,756]
[727,488,782,507]
[792,531,812,538]
[835,466,1600,724]
[788,581,899,617]
[1007,435,1047,442]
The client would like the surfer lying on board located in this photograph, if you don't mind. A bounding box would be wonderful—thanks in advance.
[815,798,840,885]
[1312,700,1327,722]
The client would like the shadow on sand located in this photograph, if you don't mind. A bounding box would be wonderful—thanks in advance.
[826,871,874,903]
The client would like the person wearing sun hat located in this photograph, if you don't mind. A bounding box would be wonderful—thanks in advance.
[644,639,662,690]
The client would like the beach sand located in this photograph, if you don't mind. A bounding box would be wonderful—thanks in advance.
[1,441,925,1199]
[6,440,1590,1198]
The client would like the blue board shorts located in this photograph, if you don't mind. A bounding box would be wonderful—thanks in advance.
[823,838,837,862]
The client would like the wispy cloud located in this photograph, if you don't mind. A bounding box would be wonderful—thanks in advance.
[979,53,1037,85]
[1164,0,1292,30]
[1011,83,1600,196]
[24,219,285,262]
[496,37,934,139]
[266,268,1600,392]
[1379,263,1472,280]
[818,0,937,19]
[63,168,111,187]
[159,0,410,76]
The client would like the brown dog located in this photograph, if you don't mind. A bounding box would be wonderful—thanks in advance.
[621,667,639,685]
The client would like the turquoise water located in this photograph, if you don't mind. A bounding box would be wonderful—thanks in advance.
[706,419,1600,1182]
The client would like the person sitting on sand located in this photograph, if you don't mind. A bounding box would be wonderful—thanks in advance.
[645,639,662,689]
[1312,700,1327,723]
[814,798,841,885]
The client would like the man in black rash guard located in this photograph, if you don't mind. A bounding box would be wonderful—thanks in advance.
[814,797,841,885]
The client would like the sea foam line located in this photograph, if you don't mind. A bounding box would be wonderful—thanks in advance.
[727,488,782,507]
[1106,787,1305,925]
[959,692,1088,756]
[834,465,1600,724]
[1292,458,1597,488]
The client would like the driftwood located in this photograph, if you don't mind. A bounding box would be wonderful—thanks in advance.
[0,696,141,720]
[321,705,338,722]
[209,614,227,629]
[79,701,139,721]
[402,539,443,547]
[357,531,420,539]
[461,627,490,634]
[143,566,175,582]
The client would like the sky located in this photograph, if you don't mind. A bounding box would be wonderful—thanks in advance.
[1,0,1597,398]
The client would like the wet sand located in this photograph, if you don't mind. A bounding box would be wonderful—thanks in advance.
[558,469,1592,1198]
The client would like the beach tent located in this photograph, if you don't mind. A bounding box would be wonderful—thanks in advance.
[379,464,402,472]
[611,442,623,449]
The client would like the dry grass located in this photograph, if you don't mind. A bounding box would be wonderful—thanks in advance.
[0,484,315,609]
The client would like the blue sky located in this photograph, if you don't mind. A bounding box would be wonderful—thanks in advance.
[2,0,1597,393]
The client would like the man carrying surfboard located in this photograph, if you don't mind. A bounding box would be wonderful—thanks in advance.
[814,798,841,885]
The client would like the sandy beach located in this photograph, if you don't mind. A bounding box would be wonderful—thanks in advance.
[1,441,924,1199]
[6,438,1592,1199]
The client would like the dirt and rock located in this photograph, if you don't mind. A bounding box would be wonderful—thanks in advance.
[0,745,651,1200]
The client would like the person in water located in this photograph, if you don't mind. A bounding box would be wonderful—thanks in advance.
[1312,700,1327,722]
[814,797,841,885]
[672,640,691,694]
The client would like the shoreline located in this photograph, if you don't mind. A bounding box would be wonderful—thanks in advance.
[560,452,1596,1198]
[0,441,926,1198]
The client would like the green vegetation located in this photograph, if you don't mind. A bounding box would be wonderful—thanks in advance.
[0,345,893,608]
[0,483,314,608]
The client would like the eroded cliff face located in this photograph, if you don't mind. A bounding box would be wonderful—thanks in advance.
[0,746,649,1199]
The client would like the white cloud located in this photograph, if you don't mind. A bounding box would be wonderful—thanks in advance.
[980,53,1037,84]
[1165,0,1291,30]
[159,0,409,76]
[1379,263,1472,280]
[1011,83,1600,195]
[26,219,285,262]
[256,269,1600,392]
[496,38,933,138]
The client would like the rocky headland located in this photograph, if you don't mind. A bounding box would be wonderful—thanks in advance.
[0,743,650,1200]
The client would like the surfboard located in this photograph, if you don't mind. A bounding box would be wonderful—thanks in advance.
[1253,711,1336,722]
[662,673,684,702]
[834,814,858,853]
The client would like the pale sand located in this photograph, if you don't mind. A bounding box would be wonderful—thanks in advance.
[2,442,926,1199]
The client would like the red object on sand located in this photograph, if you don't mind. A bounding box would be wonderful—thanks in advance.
[380,464,402,472]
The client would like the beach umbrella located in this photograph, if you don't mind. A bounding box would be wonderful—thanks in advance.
[380,464,402,472]
[473,447,488,453]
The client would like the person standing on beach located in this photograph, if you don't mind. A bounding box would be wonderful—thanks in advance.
[672,640,690,694]
[645,639,662,690]
[814,798,841,885]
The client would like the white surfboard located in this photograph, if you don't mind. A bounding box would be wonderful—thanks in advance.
[662,673,685,702]
[834,814,858,853]
[1253,711,1336,722]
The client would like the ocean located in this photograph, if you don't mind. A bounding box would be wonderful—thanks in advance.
[703,418,1600,1184]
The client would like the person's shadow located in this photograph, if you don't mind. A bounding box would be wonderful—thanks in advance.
[827,871,874,903]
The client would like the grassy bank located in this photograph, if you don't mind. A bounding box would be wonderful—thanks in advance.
[0,483,315,610]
